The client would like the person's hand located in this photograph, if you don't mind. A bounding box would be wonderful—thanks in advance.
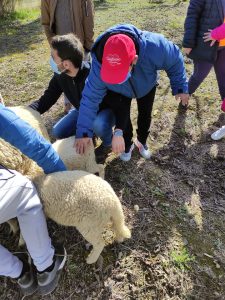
[112,135,125,154]
[175,93,189,106]
[74,137,92,155]
[203,30,216,47]
[183,48,192,55]
[0,93,5,105]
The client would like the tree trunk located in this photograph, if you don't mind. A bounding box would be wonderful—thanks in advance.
[0,0,16,17]
[0,0,4,16]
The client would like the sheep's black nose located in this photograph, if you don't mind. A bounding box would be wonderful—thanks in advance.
[94,172,100,176]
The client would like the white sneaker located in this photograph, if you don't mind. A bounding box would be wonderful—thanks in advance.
[134,139,151,159]
[119,144,134,162]
[211,126,225,141]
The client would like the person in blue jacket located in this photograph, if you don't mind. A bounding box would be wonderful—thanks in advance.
[75,24,189,161]
[0,103,67,296]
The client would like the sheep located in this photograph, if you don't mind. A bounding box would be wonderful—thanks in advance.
[33,170,131,264]
[3,106,105,240]
[0,106,50,176]
[10,106,50,140]
[0,106,104,179]
[52,137,105,178]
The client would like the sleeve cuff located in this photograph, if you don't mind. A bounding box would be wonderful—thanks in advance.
[76,129,93,138]
[172,86,189,96]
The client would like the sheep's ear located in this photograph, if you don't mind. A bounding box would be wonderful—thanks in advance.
[94,172,100,176]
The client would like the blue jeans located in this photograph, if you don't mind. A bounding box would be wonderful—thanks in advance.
[52,108,79,139]
[93,109,115,146]
[52,108,115,146]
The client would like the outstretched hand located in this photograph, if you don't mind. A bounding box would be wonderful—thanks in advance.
[175,93,189,106]
[74,137,92,155]
[112,135,125,154]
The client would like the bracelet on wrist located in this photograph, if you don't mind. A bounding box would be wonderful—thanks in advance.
[113,129,123,137]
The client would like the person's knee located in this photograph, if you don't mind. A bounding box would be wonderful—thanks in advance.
[18,185,43,215]
[52,125,63,139]
[93,119,108,136]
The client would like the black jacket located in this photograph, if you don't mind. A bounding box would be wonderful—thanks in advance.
[182,0,224,62]
[29,62,131,131]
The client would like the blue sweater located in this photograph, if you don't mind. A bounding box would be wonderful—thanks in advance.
[76,24,188,138]
[0,104,66,174]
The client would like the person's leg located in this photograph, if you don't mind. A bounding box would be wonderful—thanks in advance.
[188,60,213,95]
[136,86,157,145]
[134,86,157,159]
[0,169,66,295]
[0,170,54,273]
[64,96,72,114]
[123,117,133,153]
[214,48,225,101]
[210,49,225,140]
[119,118,135,162]
[0,245,23,278]
[93,109,115,147]
[52,108,79,139]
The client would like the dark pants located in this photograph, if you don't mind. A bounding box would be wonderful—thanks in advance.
[188,48,225,99]
[124,86,157,152]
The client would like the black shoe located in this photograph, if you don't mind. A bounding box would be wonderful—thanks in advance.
[95,144,111,163]
[15,253,38,296]
[37,245,67,296]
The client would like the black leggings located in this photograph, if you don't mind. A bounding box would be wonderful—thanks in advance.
[124,86,157,152]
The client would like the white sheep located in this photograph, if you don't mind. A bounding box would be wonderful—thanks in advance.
[52,137,105,178]
[0,106,104,178]
[0,106,50,176]
[33,170,131,264]
[10,106,50,140]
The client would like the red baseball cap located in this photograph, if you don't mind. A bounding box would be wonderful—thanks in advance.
[100,34,136,84]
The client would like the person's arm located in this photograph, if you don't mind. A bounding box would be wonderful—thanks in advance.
[82,0,95,51]
[75,59,107,154]
[182,0,205,49]
[41,0,55,44]
[76,60,107,139]
[29,75,63,114]
[153,36,189,101]
[0,104,66,174]
[211,23,225,41]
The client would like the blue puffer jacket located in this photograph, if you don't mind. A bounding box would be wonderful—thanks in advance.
[0,104,66,174]
[76,24,188,138]
[183,0,224,61]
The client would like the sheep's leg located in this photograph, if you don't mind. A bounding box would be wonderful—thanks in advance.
[79,228,105,264]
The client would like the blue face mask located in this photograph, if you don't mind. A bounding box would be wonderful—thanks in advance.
[118,71,131,85]
[50,56,61,74]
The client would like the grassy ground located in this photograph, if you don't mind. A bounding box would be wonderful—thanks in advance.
[1,0,225,299]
